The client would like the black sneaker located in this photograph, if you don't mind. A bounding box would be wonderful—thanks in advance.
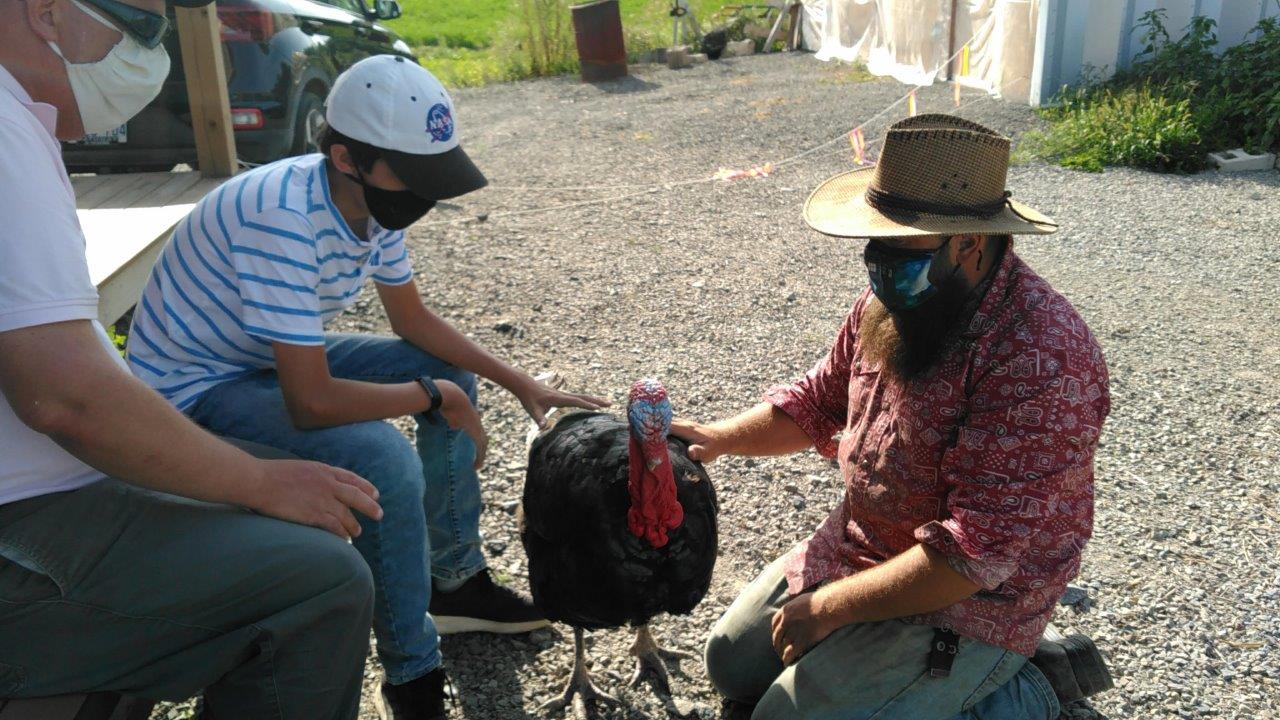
[375,666,453,720]
[429,570,549,635]
[1030,634,1115,705]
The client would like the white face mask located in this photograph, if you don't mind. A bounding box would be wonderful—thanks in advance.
[48,0,170,135]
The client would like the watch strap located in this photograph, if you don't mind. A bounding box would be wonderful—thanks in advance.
[415,376,443,417]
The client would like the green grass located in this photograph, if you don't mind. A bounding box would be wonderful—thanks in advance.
[385,0,737,87]
[384,0,513,49]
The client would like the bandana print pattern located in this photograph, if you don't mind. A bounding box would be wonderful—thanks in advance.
[763,249,1109,656]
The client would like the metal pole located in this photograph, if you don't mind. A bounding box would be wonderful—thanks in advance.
[946,0,959,80]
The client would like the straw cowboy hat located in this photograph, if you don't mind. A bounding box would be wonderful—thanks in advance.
[804,114,1058,238]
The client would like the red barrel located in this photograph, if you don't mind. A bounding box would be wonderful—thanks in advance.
[571,0,628,82]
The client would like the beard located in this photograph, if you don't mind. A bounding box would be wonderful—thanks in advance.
[859,278,971,384]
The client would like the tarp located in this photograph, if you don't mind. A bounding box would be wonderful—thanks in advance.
[800,0,1040,104]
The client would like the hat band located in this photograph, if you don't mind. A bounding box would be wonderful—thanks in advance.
[865,185,1012,218]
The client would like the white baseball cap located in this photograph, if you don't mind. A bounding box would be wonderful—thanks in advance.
[325,55,487,200]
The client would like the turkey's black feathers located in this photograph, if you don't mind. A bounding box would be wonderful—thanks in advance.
[521,411,718,630]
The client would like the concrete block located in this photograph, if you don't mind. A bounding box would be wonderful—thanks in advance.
[1207,148,1277,172]
[667,47,691,69]
[689,52,708,63]
[724,38,755,57]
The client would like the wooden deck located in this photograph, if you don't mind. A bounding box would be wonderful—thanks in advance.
[72,171,224,327]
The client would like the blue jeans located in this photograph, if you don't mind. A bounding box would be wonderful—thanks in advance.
[706,557,1061,720]
[188,333,487,684]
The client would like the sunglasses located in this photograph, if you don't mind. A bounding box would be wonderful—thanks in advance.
[79,0,171,49]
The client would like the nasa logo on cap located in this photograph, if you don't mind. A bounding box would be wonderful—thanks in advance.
[426,103,454,143]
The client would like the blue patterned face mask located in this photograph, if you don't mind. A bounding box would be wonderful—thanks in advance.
[862,237,955,312]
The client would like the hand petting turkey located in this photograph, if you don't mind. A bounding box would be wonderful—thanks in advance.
[514,373,611,429]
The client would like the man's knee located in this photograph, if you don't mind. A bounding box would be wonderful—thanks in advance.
[705,622,774,703]
[289,530,375,622]
[443,368,476,400]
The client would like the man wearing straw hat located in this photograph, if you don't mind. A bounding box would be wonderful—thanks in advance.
[674,115,1113,719]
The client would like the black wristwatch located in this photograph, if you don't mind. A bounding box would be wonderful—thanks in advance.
[415,376,443,422]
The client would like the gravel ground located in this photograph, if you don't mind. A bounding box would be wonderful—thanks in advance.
[150,51,1280,720]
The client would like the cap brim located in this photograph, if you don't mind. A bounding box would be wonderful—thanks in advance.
[803,167,1058,238]
[382,144,488,201]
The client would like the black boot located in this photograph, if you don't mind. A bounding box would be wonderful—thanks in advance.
[376,666,453,720]
[1030,634,1114,705]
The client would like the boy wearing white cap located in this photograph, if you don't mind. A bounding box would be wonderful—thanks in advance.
[127,55,608,719]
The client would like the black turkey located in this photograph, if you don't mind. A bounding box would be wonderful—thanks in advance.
[521,378,718,716]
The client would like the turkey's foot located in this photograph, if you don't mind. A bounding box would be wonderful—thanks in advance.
[628,624,695,699]
[541,627,620,719]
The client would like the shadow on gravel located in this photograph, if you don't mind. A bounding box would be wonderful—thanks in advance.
[591,76,662,95]
[442,633,541,719]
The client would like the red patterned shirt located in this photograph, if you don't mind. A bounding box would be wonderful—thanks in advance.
[765,249,1108,656]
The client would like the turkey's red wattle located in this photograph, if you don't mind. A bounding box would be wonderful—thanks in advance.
[626,436,684,548]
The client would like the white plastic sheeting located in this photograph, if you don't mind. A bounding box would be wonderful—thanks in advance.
[799,0,1040,104]
[801,0,1280,106]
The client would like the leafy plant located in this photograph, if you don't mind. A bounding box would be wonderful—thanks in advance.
[1023,85,1202,172]
[108,324,128,356]
[1027,4,1280,172]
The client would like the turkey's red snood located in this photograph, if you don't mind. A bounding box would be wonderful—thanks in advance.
[626,436,684,548]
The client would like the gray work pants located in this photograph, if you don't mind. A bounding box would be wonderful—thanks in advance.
[705,557,1058,720]
[0,476,374,720]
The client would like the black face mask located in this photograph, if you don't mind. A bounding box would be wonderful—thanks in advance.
[346,168,436,231]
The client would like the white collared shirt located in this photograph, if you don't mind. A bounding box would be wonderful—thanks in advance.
[0,64,121,506]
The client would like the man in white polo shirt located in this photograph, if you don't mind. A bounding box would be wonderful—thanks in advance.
[0,0,383,716]
[127,55,611,720]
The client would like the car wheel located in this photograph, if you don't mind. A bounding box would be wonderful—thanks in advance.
[291,90,326,156]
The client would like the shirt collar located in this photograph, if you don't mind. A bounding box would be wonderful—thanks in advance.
[0,64,60,139]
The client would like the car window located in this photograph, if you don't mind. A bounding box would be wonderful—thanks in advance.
[326,0,366,16]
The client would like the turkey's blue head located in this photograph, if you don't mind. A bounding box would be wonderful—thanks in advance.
[627,378,673,461]
[626,379,684,548]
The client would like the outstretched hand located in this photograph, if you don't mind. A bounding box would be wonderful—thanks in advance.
[516,375,611,429]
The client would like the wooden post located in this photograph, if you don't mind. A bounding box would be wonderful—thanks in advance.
[787,1,801,50]
[174,5,237,178]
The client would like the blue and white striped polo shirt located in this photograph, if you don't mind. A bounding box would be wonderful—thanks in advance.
[127,153,415,410]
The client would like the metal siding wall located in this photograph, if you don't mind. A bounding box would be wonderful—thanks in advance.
[1160,0,1197,41]
[1080,0,1126,78]
[1036,0,1275,105]
[1218,0,1277,48]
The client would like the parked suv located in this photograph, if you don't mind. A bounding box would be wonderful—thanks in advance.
[62,0,413,173]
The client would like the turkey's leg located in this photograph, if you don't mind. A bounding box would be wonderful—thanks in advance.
[540,627,619,718]
[629,623,695,698]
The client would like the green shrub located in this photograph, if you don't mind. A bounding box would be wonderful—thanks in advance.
[1027,6,1280,173]
[1024,85,1202,172]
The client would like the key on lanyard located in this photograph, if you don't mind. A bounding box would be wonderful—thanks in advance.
[928,629,961,678]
